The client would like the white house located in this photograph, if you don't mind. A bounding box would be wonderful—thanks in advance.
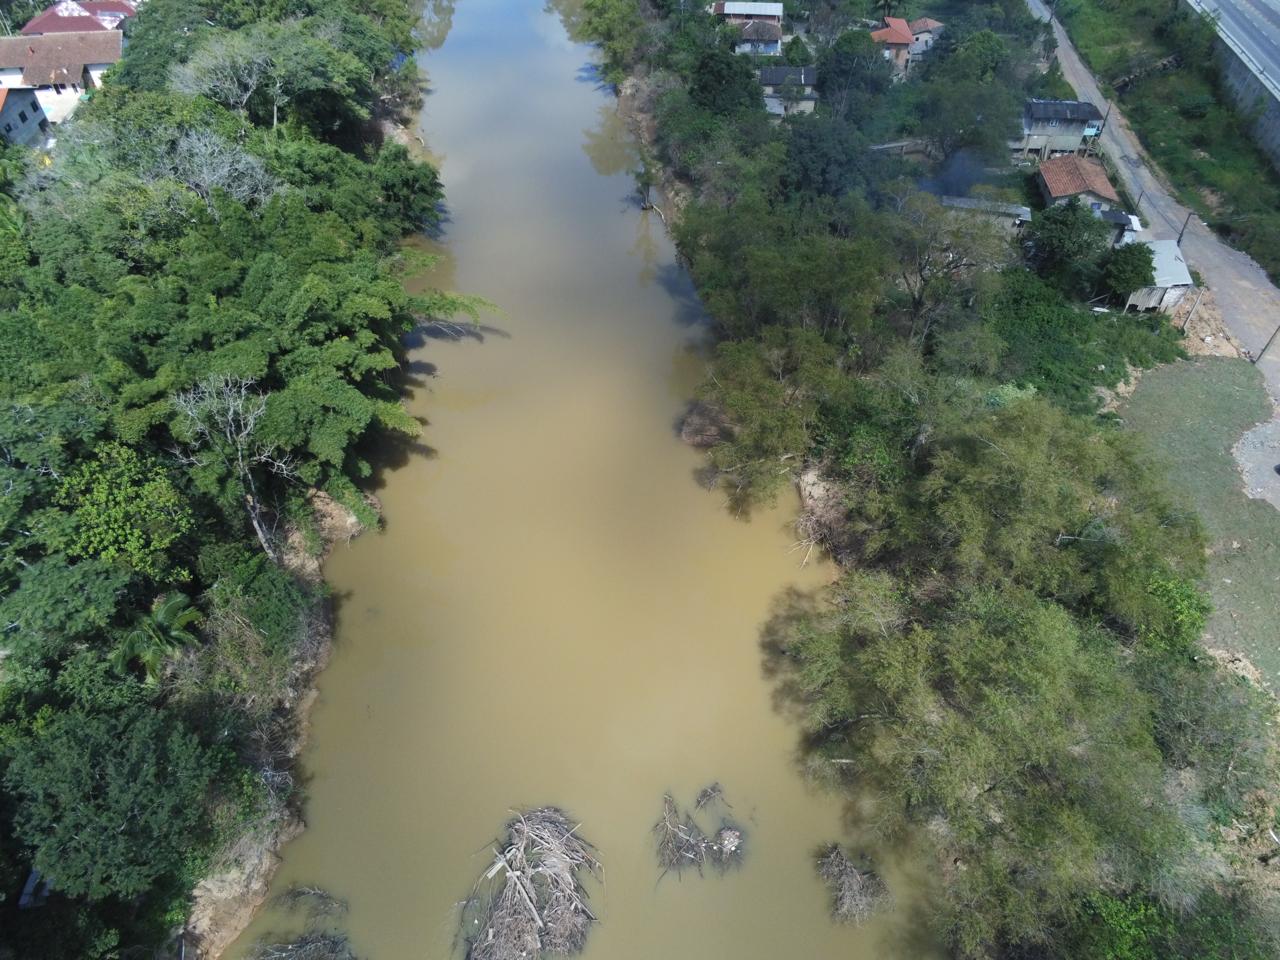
[0,87,48,145]
[0,31,121,123]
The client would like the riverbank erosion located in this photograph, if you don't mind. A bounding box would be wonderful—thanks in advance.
[182,493,370,960]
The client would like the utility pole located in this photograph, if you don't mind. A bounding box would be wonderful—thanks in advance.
[1177,210,1195,244]
[1134,187,1144,210]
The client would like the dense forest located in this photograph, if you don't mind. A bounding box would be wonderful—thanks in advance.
[0,0,469,955]
[569,0,1280,957]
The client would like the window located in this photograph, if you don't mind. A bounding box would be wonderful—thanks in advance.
[52,84,63,93]
[18,110,26,123]
[1048,118,1059,126]
[1091,202,1102,211]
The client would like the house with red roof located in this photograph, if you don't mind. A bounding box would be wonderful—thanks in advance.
[1036,154,1120,210]
[20,0,134,36]
[871,17,913,71]
[0,30,122,123]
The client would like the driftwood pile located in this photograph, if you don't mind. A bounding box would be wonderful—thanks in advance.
[652,784,746,879]
[250,885,356,960]
[816,845,893,925]
[462,807,603,960]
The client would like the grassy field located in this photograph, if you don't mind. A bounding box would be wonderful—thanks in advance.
[1123,358,1280,689]
[1057,0,1280,282]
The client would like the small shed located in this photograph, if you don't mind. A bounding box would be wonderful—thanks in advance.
[1125,239,1194,312]
[939,195,1032,230]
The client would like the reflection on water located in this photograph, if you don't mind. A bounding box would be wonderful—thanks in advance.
[228,0,938,958]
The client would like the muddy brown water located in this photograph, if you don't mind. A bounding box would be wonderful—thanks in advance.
[227,2,937,957]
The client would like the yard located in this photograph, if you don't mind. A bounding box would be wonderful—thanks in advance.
[1123,357,1280,689]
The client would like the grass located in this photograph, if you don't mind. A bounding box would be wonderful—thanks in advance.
[1122,357,1280,688]
[1056,0,1280,281]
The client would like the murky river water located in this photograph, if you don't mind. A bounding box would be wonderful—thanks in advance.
[230,2,935,957]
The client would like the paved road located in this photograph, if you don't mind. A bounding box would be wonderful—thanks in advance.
[1026,0,1280,398]
[1198,0,1280,100]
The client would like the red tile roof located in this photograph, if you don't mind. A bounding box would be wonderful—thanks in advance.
[20,0,134,36]
[1038,154,1120,203]
[871,16,913,46]
[909,17,944,33]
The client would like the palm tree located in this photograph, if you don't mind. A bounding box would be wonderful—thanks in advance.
[110,594,201,683]
[876,0,899,20]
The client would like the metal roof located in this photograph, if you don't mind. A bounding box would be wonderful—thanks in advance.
[940,196,1032,221]
[1025,98,1103,122]
[1146,239,1193,288]
[758,66,818,86]
[721,2,784,15]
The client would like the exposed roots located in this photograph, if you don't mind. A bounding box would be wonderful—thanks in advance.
[816,845,894,925]
[653,786,746,880]
[273,885,349,919]
[250,933,356,960]
[462,807,602,960]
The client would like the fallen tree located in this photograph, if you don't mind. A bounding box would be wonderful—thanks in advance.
[816,845,893,925]
[462,807,603,960]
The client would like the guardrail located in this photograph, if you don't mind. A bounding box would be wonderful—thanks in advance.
[1184,0,1280,104]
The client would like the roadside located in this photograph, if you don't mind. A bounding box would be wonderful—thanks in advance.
[1025,0,1280,399]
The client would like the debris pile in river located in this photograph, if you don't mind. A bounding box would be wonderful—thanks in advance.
[653,783,746,879]
[250,884,355,960]
[462,807,602,960]
[816,844,894,925]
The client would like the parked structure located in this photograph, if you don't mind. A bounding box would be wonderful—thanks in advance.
[1124,238,1194,311]
[20,0,134,35]
[1099,208,1141,246]
[1036,154,1120,210]
[759,65,818,117]
[1009,98,1103,158]
[0,31,121,123]
[0,86,48,145]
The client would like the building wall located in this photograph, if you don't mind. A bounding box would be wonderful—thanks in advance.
[0,90,46,145]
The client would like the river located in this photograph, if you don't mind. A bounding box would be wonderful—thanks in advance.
[228,1,934,957]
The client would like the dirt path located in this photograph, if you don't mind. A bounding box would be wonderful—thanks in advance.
[1025,0,1280,401]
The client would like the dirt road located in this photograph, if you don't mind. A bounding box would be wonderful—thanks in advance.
[1026,0,1280,399]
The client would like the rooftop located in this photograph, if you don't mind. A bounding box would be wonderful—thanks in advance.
[940,195,1032,220]
[0,30,122,84]
[909,17,944,32]
[20,0,133,35]
[758,65,818,86]
[1146,238,1194,288]
[740,20,782,40]
[714,1,784,16]
[871,16,914,45]
[1025,98,1103,122]
[1038,154,1120,203]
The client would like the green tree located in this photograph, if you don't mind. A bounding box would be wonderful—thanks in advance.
[5,706,215,900]
[783,34,811,65]
[690,47,761,114]
[1101,241,1155,299]
[1025,198,1113,297]
[110,593,202,682]
[816,30,892,116]
[55,443,193,581]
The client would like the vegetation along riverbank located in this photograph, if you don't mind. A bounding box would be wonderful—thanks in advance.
[573,0,1280,956]
[0,0,473,955]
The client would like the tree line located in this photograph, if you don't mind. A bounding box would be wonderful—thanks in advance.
[0,0,471,956]
[567,0,1280,957]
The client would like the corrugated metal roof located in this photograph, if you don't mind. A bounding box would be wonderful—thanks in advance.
[721,2,784,16]
[758,66,817,86]
[940,196,1032,220]
[1147,239,1193,288]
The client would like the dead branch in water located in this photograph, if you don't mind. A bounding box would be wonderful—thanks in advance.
[250,932,357,960]
[816,845,894,925]
[274,885,349,919]
[462,807,602,960]
[653,787,746,880]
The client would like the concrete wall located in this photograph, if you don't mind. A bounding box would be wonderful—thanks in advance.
[1215,45,1280,170]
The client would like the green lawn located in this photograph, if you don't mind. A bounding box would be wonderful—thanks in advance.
[1123,358,1280,689]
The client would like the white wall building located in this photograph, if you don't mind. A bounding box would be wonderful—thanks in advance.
[0,31,121,124]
